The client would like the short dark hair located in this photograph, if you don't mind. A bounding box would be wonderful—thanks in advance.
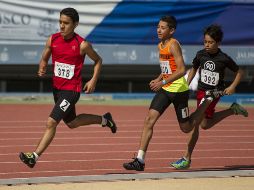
[160,15,177,29]
[204,24,223,42]
[60,7,79,23]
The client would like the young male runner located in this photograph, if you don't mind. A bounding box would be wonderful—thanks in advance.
[171,24,248,169]
[123,16,222,171]
[19,7,117,168]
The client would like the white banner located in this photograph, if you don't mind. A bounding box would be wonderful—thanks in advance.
[0,0,121,42]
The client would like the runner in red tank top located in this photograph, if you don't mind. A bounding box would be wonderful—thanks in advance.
[51,32,85,92]
[19,7,117,168]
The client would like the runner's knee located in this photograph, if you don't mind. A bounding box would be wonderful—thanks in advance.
[144,115,156,129]
[200,119,209,130]
[181,127,192,133]
[179,123,192,133]
[46,118,58,129]
[66,119,77,129]
[200,124,209,130]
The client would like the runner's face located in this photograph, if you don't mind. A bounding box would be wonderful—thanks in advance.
[59,14,77,39]
[157,21,173,41]
[204,34,219,54]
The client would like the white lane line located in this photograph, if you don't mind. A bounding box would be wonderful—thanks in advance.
[0,119,252,123]
[1,141,254,148]
[1,134,254,141]
[1,156,254,165]
[0,124,253,129]
[0,128,254,134]
[1,148,254,156]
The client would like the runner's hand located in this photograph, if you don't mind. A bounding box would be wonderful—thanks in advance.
[83,80,96,94]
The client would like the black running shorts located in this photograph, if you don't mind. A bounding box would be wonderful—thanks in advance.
[50,89,80,123]
[149,89,190,123]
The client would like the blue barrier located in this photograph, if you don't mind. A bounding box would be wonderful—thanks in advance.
[1,93,253,105]
[221,94,254,104]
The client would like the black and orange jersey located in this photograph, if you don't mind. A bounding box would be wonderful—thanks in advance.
[158,38,188,92]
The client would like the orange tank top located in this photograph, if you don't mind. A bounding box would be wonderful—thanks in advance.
[158,38,188,92]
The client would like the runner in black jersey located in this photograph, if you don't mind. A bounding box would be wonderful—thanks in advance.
[193,48,239,91]
[171,24,248,170]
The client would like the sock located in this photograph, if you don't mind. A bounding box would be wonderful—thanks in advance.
[199,98,205,106]
[137,150,145,163]
[33,152,39,161]
[199,97,213,106]
[101,116,107,126]
[206,97,213,102]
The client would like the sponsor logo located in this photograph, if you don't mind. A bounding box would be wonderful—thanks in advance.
[204,60,215,71]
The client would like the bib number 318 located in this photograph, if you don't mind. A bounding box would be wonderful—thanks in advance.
[54,62,75,79]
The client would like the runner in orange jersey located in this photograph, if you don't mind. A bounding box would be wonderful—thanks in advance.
[123,16,221,171]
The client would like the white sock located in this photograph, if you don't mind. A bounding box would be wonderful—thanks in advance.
[101,116,107,126]
[206,97,213,102]
[199,98,205,106]
[199,97,213,106]
[33,152,39,161]
[137,150,145,163]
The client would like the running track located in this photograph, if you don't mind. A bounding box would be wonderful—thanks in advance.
[0,104,253,180]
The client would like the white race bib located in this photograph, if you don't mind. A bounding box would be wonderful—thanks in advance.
[181,107,189,119]
[200,69,219,86]
[160,60,172,74]
[54,62,75,79]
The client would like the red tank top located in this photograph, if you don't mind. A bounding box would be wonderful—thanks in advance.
[51,32,85,92]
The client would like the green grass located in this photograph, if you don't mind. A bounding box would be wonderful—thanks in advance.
[0,95,253,107]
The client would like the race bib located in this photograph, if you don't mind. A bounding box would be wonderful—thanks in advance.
[181,107,189,119]
[54,62,75,79]
[200,69,219,86]
[160,60,172,74]
[59,99,70,112]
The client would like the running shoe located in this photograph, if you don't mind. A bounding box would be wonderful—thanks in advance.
[102,112,117,133]
[230,103,248,117]
[123,158,145,171]
[171,157,191,170]
[205,89,224,101]
[19,152,36,168]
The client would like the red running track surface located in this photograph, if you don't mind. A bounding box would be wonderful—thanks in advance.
[0,104,253,179]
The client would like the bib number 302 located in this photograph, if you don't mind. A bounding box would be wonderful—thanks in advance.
[54,62,75,79]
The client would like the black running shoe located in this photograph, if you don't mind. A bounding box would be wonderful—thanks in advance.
[123,158,145,171]
[230,102,248,117]
[19,152,36,168]
[205,89,224,101]
[102,112,117,133]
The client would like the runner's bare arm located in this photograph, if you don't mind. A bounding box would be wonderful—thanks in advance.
[224,68,244,95]
[81,41,102,93]
[187,67,198,85]
[38,36,52,77]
